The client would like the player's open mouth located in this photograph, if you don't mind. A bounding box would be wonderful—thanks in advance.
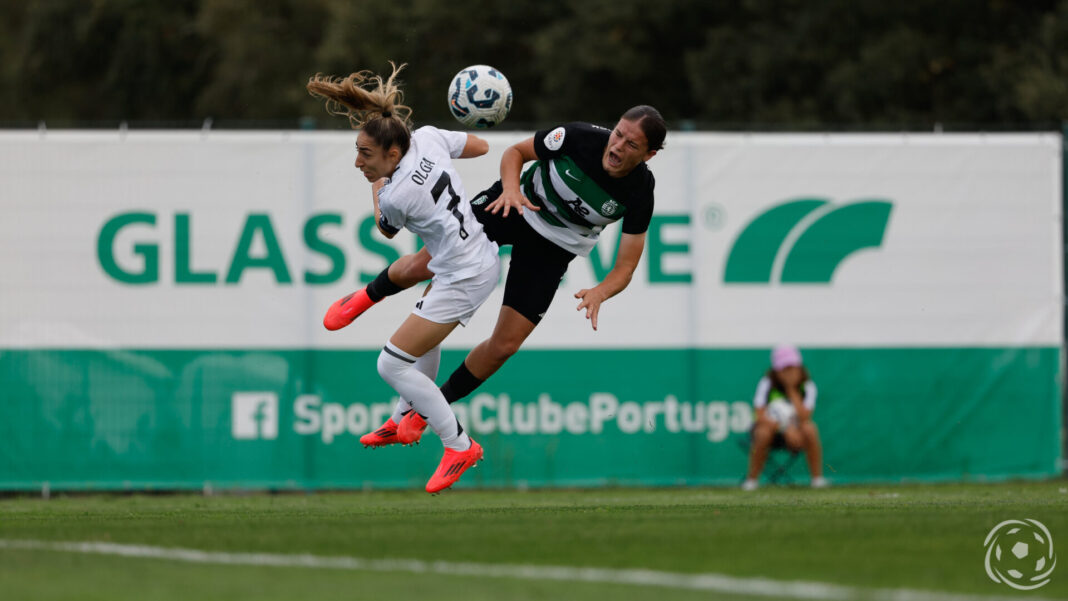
[607,152,621,167]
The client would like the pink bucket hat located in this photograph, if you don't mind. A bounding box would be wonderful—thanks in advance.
[771,345,802,370]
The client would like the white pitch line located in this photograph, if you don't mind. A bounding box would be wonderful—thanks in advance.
[0,539,1059,601]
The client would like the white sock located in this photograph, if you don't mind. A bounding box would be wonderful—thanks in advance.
[389,345,441,423]
[377,343,470,450]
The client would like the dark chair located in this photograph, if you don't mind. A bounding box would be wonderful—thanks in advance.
[738,428,802,485]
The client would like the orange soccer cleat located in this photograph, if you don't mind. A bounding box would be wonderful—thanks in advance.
[425,439,483,494]
[323,288,376,331]
[359,419,402,448]
[396,411,428,445]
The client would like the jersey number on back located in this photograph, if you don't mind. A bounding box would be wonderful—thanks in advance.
[430,172,469,240]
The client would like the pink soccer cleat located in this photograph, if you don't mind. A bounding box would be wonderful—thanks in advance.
[359,419,402,448]
[426,439,483,493]
[396,411,428,445]
[323,288,376,331]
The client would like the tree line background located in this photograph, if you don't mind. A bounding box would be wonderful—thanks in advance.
[0,0,1065,130]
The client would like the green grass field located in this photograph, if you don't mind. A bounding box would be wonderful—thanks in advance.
[2,481,1066,601]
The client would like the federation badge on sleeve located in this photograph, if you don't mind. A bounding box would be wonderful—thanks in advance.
[544,127,566,151]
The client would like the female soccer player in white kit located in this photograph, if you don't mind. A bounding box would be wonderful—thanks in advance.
[308,63,499,493]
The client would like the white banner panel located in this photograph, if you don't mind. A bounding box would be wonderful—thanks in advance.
[0,130,1060,349]
[678,133,1063,347]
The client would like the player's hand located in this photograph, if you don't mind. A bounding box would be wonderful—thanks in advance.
[489,187,539,217]
[574,287,609,331]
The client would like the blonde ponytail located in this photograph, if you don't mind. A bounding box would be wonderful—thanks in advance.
[307,61,414,156]
[307,61,413,130]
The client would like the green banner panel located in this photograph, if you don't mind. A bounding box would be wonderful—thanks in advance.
[0,347,1060,491]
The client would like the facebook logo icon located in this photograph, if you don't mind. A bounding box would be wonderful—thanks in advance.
[232,392,279,440]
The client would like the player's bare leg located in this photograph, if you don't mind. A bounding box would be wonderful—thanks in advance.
[431,306,537,416]
[800,420,827,486]
[744,420,776,489]
[782,426,803,451]
[390,248,434,285]
[463,306,537,379]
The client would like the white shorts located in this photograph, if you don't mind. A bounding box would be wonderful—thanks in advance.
[412,261,500,326]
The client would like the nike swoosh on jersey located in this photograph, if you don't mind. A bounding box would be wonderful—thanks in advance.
[564,169,581,181]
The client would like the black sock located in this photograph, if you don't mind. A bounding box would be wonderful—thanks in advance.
[366,266,405,302]
[440,361,485,404]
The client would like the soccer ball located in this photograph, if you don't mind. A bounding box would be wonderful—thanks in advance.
[766,399,797,431]
[448,65,512,129]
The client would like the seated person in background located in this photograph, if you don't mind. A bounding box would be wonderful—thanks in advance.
[742,344,828,490]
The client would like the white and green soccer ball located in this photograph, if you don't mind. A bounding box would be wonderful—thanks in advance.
[766,399,798,431]
[448,65,513,129]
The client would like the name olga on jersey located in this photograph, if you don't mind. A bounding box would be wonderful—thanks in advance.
[410,157,436,185]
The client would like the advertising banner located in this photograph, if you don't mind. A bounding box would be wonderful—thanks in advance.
[0,130,1061,490]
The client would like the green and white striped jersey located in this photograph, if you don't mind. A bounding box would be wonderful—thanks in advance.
[520,122,655,256]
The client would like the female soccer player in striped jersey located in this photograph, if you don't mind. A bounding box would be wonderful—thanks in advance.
[328,105,666,444]
[308,63,499,493]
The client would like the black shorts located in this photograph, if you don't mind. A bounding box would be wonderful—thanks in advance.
[470,181,576,324]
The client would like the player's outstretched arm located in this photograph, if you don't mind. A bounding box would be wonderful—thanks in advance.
[574,232,646,331]
[459,134,489,158]
[488,137,539,217]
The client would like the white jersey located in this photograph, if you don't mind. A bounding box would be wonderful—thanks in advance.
[753,376,817,412]
[376,126,498,284]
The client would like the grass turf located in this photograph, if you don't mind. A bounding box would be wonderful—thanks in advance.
[1,480,1066,600]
